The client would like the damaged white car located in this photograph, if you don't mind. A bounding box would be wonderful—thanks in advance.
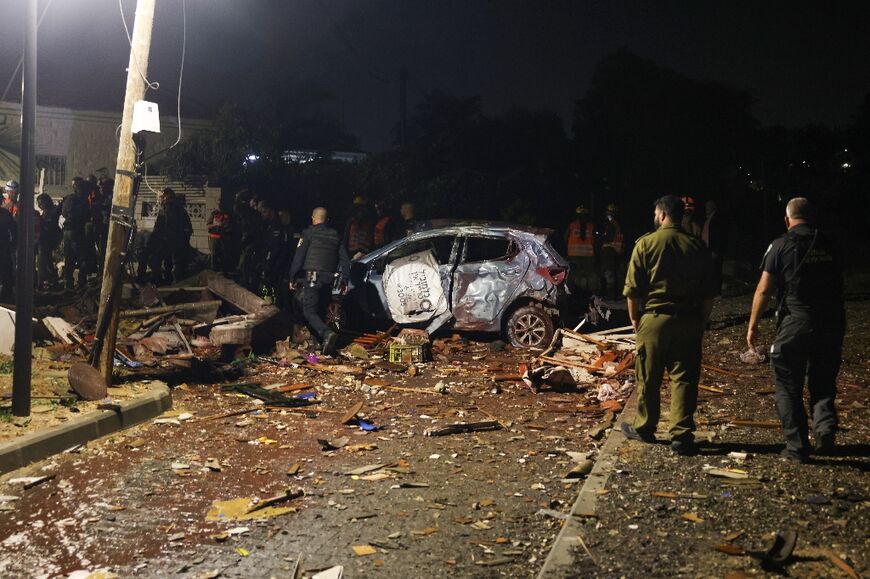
[339,221,570,348]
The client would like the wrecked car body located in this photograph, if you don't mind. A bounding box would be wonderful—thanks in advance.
[342,221,570,348]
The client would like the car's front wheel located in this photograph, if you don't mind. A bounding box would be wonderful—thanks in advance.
[506,304,555,349]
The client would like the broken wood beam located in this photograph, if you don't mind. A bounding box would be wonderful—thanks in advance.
[728,419,781,428]
[424,420,501,436]
[702,364,742,377]
[120,300,222,319]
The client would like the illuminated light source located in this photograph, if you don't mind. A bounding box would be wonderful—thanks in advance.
[841,162,851,169]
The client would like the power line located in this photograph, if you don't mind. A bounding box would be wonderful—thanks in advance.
[314,0,393,86]
[118,0,159,91]
[0,0,56,102]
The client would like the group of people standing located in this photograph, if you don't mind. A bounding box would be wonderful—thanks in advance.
[0,174,113,301]
[206,192,418,306]
[618,194,844,464]
[564,196,727,300]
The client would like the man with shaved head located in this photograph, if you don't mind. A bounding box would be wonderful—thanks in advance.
[288,207,350,356]
[748,197,845,463]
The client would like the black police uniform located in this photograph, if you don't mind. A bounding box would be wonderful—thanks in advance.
[261,218,293,306]
[760,223,845,458]
[288,222,350,349]
[0,207,15,301]
[61,190,93,289]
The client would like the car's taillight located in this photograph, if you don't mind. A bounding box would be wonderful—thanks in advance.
[536,266,567,285]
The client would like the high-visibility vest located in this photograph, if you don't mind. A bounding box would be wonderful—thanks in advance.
[566,220,594,257]
[373,215,391,246]
[347,217,373,252]
[209,211,229,239]
[602,219,624,253]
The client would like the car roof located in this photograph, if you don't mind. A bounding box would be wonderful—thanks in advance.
[421,219,554,238]
[356,221,557,264]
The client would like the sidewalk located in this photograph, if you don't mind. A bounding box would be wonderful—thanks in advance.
[0,380,171,474]
[537,301,869,578]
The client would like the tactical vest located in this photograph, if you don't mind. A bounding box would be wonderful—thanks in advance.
[303,225,340,273]
[781,227,843,317]
[566,220,594,257]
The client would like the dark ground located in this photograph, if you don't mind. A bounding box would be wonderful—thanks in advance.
[0,295,866,578]
[557,297,869,579]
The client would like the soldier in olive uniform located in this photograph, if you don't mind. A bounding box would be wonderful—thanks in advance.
[620,195,718,456]
[747,198,845,462]
[288,207,350,356]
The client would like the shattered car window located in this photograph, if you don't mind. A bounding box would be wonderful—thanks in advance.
[461,236,515,263]
[388,236,456,265]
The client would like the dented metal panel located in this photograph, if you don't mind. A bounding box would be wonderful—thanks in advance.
[347,222,569,337]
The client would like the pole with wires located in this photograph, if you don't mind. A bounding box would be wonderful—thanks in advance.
[12,0,37,417]
[95,0,156,383]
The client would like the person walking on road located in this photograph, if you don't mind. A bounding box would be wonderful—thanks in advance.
[288,207,350,356]
[620,195,718,456]
[747,197,845,463]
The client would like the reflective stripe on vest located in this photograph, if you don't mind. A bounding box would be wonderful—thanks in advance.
[566,220,594,257]
[602,221,624,253]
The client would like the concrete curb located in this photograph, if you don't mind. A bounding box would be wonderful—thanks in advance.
[536,389,639,578]
[0,381,172,474]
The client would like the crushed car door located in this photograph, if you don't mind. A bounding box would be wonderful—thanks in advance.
[366,234,459,324]
[451,234,530,330]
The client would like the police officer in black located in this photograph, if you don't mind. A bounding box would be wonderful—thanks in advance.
[288,207,350,356]
[61,179,94,290]
[748,197,845,463]
[257,199,291,305]
[0,204,15,302]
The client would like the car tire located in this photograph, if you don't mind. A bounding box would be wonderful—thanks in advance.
[506,304,555,349]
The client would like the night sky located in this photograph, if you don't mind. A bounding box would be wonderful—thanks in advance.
[0,0,868,152]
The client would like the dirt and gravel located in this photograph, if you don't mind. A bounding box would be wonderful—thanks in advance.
[0,334,621,578]
[0,295,866,579]
[559,297,869,579]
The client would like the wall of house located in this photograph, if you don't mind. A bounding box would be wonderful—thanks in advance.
[0,102,219,255]
[0,101,212,196]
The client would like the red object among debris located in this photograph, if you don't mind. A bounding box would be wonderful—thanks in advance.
[536,266,567,285]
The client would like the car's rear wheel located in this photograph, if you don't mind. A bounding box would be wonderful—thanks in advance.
[506,304,555,349]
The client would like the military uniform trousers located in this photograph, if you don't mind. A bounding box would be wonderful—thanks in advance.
[770,314,844,456]
[632,312,704,441]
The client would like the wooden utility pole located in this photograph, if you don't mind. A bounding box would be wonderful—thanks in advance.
[95,0,156,382]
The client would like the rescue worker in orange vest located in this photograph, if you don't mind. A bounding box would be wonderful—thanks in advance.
[565,205,598,293]
[373,199,397,249]
[343,195,375,258]
[599,203,625,299]
[207,200,231,273]
[680,196,702,238]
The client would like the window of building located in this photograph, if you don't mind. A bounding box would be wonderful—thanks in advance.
[35,155,67,187]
